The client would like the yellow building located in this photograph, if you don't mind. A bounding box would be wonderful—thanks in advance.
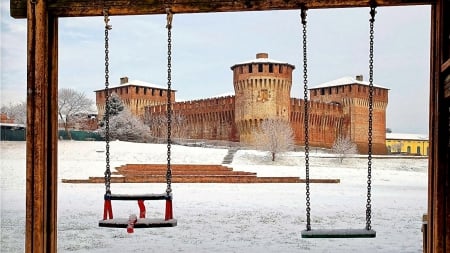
[386,133,429,156]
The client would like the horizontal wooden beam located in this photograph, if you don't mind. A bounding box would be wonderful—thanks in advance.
[10,0,434,19]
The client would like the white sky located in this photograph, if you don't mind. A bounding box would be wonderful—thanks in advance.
[0,1,431,134]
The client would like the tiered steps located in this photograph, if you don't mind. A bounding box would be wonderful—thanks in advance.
[62,164,340,184]
[222,148,239,164]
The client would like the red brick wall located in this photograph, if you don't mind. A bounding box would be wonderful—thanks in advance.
[95,85,175,120]
[310,84,388,154]
[0,113,14,123]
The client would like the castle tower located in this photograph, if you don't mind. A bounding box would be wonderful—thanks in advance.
[230,53,295,144]
[95,76,175,120]
[309,75,389,154]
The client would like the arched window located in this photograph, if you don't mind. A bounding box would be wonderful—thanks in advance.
[407,146,411,154]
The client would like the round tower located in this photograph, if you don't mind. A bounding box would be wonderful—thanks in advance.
[230,53,295,144]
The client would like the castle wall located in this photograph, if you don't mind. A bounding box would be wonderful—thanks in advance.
[290,98,349,148]
[95,59,389,155]
[146,96,238,142]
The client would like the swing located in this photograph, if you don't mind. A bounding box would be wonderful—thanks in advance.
[98,8,177,231]
[300,6,377,239]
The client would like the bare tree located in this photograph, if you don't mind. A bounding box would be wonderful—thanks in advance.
[58,88,94,139]
[391,141,403,154]
[98,108,151,142]
[1,101,27,124]
[145,111,187,142]
[254,118,294,161]
[332,135,358,163]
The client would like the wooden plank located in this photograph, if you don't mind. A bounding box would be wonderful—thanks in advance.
[25,0,59,252]
[301,228,376,238]
[441,58,450,73]
[108,193,172,200]
[99,218,177,228]
[428,0,450,252]
[10,0,435,19]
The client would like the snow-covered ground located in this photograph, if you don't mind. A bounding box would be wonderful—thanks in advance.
[1,141,428,252]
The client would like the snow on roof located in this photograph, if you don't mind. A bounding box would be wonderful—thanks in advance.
[94,79,168,92]
[386,133,428,141]
[0,122,26,128]
[109,79,167,90]
[311,76,389,90]
[230,53,295,69]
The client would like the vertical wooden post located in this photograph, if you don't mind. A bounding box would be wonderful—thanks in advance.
[25,0,58,252]
[428,0,449,252]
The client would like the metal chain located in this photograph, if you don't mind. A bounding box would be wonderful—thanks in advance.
[103,9,112,197]
[301,7,311,231]
[366,5,376,231]
[166,8,174,195]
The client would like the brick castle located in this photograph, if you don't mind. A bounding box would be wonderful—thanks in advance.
[95,53,389,154]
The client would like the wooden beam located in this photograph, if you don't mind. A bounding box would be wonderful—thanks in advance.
[428,0,449,252]
[25,0,58,252]
[10,0,435,19]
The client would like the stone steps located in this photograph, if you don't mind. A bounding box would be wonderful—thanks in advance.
[61,163,340,184]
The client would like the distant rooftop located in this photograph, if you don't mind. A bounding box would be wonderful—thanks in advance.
[311,75,389,90]
[386,133,428,141]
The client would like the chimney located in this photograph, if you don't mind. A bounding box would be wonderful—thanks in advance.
[256,53,268,59]
[355,75,363,81]
[120,76,129,84]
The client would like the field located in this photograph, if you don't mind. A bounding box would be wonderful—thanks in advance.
[0,141,428,252]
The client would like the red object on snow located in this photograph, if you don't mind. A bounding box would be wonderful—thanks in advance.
[127,214,138,233]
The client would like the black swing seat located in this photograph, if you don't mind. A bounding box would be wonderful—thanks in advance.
[99,218,177,228]
[301,228,376,238]
[107,193,172,201]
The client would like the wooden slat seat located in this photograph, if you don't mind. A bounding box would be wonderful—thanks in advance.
[107,193,172,201]
[99,218,177,228]
[301,229,376,238]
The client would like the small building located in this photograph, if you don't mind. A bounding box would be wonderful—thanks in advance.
[386,133,429,156]
[0,122,26,141]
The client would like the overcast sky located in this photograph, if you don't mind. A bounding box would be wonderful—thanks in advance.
[1,1,431,134]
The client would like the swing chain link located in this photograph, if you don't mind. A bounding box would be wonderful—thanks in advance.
[301,7,311,231]
[166,8,173,195]
[103,8,112,197]
[366,5,376,231]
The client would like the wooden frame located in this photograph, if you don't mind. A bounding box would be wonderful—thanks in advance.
[9,0,449,252]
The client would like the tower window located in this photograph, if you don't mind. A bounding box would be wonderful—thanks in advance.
[279,65,283,73]
[258,64,263,72]
[269,64,273,73]
[136,87,139,93]
[248,64,253,73]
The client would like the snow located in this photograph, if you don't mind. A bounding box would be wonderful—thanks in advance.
[386,133,428,141]
[1,140,428,252]
[311,76,388,90]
